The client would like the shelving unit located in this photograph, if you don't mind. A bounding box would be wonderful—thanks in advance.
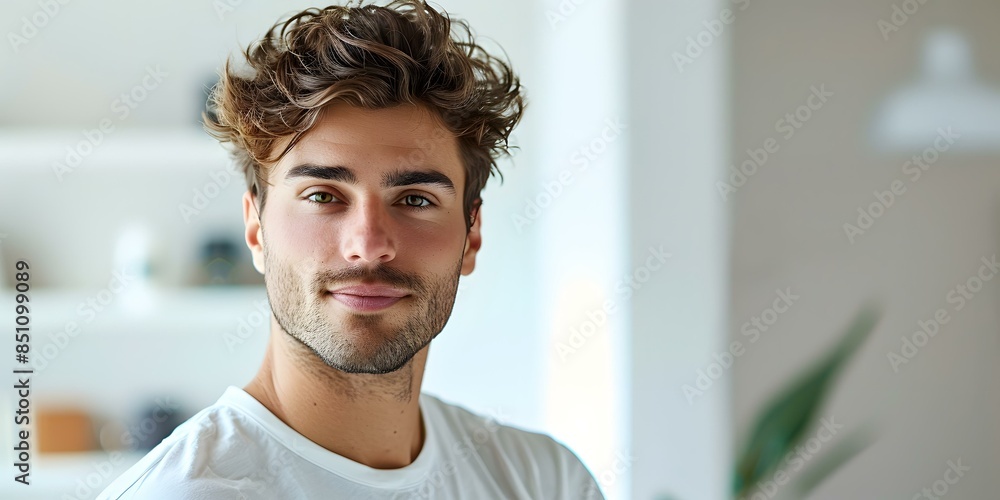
[0,285,267,332]
[0,450,147,500]
[0,128,231,171]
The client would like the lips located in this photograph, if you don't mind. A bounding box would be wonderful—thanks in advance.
[330,284,409,297]
[328,284,409,312]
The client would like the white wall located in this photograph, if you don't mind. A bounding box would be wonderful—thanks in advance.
[531,0,630,498]
[626,0,733,498]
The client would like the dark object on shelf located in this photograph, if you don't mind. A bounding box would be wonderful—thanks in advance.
[200,237,240,285]
[130,402,185,451]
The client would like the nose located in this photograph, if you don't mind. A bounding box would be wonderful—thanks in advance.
[340,196,396,265]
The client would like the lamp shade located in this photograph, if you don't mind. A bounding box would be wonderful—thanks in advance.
[872,28,1000,152]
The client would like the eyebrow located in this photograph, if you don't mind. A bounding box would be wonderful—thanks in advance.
[284,164,456,194]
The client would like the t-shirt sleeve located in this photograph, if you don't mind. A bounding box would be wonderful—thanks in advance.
[554,439,607,500]
[525,434,606,500]
[97,431,258,500]
[98,455,254,500]
[102,477,250,500]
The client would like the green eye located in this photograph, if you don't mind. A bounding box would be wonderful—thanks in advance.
[307,192,335,204]
[403,195,432,208]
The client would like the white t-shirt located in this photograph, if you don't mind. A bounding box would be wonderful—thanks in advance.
[98,387,604,499]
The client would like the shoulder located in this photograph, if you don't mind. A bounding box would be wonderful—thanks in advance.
[421,393,605,499]
[98,402,272,500]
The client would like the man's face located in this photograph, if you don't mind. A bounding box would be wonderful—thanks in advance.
[242,102,482,375]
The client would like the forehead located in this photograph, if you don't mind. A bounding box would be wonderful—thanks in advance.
[271,102,463,181]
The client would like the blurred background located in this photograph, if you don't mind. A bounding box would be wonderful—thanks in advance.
[1,0,998,499]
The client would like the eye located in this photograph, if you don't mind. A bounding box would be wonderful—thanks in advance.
[402,194,433,209]
[306,192,336,204]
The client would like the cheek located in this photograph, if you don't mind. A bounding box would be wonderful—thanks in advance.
[267,213,334,261]
[399,224,466,263]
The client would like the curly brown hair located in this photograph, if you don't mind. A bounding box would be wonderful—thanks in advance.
[203,0,525,229]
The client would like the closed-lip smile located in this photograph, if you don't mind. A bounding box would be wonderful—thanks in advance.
[328,284,409,312]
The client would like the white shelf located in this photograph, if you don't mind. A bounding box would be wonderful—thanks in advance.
[0,286,268,333]
[0,128,232,171]
[0,450,146,499]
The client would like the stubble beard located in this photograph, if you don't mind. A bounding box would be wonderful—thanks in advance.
[262,237,463,375]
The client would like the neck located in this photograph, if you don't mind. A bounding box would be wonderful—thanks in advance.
[244,317,428,469]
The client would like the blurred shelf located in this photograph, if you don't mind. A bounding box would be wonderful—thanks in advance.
[0,128,231,171]
[0,450,146,499]
[0,285,268,332]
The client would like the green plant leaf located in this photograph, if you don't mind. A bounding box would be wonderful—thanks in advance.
[793,425,877,495]
[732,305,880,497]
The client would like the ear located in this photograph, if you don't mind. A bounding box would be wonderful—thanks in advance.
[460,204,482,276]
[243,191,265,274]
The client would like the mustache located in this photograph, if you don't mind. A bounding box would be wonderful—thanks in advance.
[314,264,427,293]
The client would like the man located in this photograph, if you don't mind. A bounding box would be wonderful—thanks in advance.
[100,1,604,498]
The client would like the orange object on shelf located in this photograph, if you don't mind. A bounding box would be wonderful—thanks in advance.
[36,408,95,453]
